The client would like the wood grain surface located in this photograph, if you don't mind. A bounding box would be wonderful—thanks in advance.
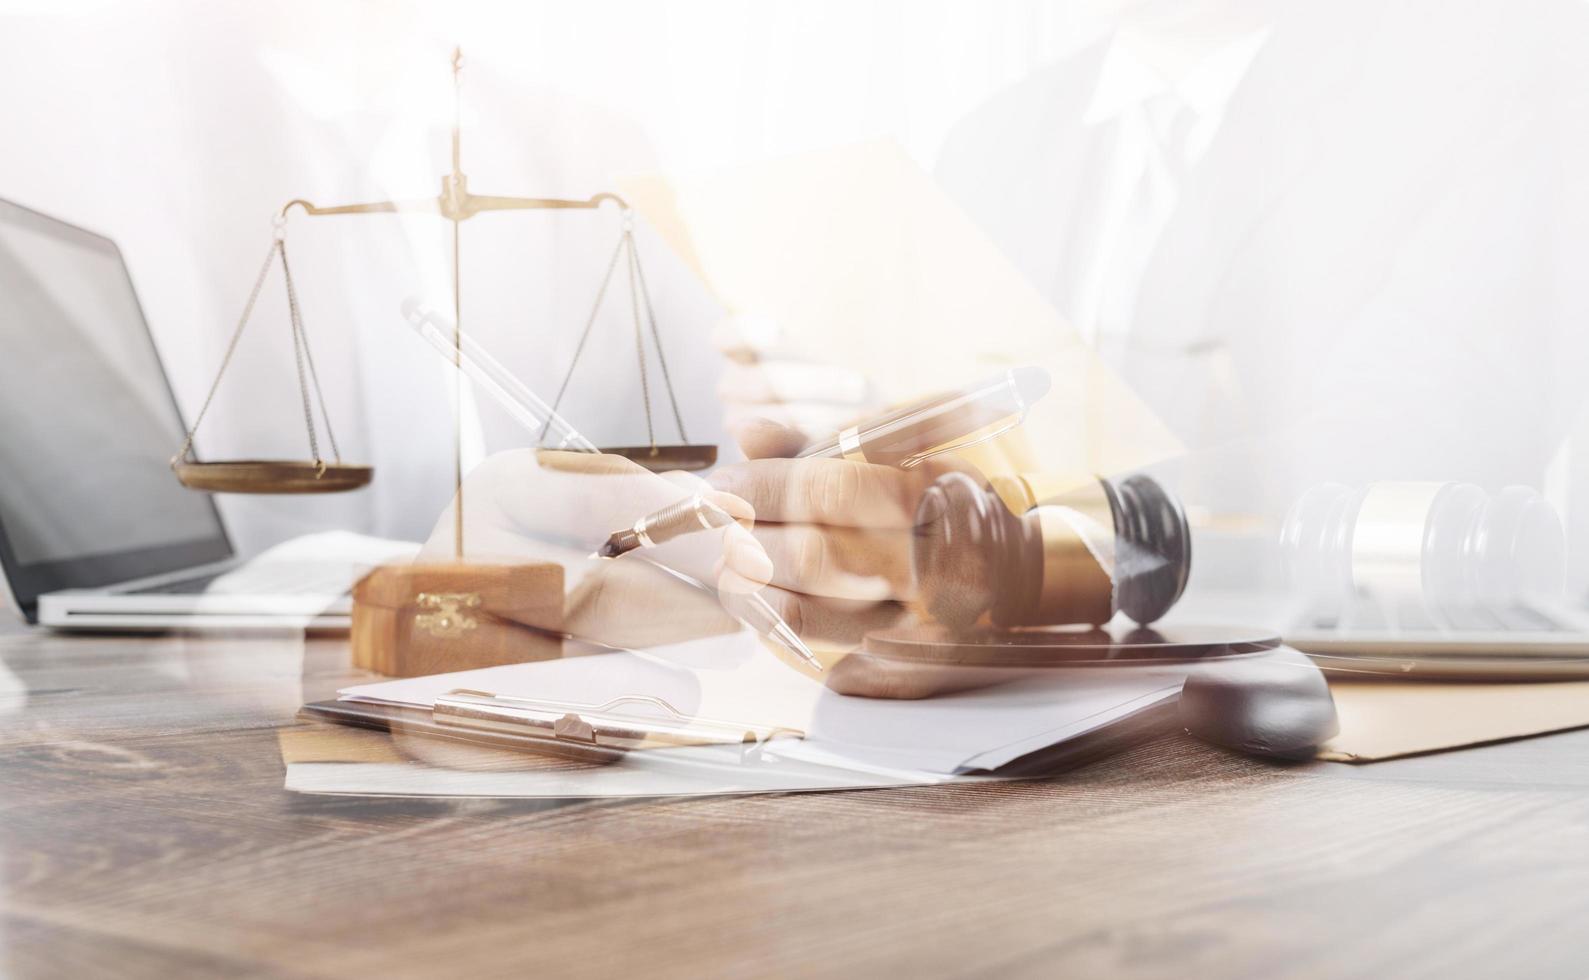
[3,627,1589,979]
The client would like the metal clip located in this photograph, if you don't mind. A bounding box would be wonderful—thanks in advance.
[415,591,482,639]
[433,690,804,754]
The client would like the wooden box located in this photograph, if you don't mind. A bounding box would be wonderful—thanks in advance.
[351,562,565,677]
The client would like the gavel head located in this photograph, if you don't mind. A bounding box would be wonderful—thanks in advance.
[913,472,1191,630]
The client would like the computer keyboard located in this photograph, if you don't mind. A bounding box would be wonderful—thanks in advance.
[1300,597,1585,634]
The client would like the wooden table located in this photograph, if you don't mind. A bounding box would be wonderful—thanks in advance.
[4,628,1589,979]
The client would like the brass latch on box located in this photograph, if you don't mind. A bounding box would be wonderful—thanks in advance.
[415,592,482,639]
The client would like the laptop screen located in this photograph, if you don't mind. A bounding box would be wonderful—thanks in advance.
[0,198,230,621]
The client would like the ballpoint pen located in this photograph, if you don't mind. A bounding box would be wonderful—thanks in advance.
[597,367,1054,667]
[594,496,824,672]
[401,297,821,672]
[797,365,1050,467]
[635,554,823,672]
[609,368,1054,549]
[597,494,739,559]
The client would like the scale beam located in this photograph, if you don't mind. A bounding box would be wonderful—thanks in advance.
[280,188,628,222]
[264,48,638,557]
[279,47,628,225]
[280,197,428,218]
[184,48,705,562]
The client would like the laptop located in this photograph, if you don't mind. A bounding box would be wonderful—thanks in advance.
[0,196,412,630]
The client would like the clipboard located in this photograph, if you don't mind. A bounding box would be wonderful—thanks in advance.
[298,688,1181,774]
[300,689,805,765]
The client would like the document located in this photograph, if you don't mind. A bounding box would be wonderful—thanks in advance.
[1319,679,1589,762]
[280,724,973,799]
[335,634,1186,779]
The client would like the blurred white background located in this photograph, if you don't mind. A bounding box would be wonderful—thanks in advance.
[0,0,1107,552]
[2,0,1587,596]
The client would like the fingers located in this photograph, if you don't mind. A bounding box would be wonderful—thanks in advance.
[717,360,872,406]
[459,450,712,552]
[710,457,932,528]
[565,557,741,649]
[419,448,774,651]
[620,483,766,589]
[729,417,811,460]
[708,449,952,651]
[712,313,785,362]
[823,654,1039,699]
[704,489,755,529]
[724,404,858,446]
[739,523,909,600]
[753,586,910,647]
[713,315,880,449]
[653,467,711,495]
[717,524,773,591]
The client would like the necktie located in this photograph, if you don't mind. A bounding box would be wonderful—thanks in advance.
[1093,92,1196,350]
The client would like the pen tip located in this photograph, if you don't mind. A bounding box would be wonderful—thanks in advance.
[774,625,822,673]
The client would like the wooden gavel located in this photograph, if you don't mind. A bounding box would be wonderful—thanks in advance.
[912,471,1192,630]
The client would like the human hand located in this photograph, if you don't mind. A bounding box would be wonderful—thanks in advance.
[713,314,882,446]
[419,449,770,650]
[709,417,975,658]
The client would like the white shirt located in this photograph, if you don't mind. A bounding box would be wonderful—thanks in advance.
[1067,28,1270,354]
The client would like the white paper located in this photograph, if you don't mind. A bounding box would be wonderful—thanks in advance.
[337,635,1184,776]
[246,530,419,565]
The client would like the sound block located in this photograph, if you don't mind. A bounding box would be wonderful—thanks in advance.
[857,623,1338,759]
[861,623,1281,667]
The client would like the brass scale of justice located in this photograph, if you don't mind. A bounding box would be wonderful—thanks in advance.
[170,49,715,553]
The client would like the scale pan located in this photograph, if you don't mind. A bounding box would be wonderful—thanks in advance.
[599,445,718,473]
[173,460,373,494]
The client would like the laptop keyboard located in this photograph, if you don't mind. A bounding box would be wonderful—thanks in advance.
[124,562,370,598]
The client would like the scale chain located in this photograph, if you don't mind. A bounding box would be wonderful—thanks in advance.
[171,239,279,466]
[277,237,342,466]
[277,239,326,471]
[628,230,689,443]
[540,232,627,446]
[624,231,656,451]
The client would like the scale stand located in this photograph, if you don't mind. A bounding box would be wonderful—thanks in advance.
[172,48,715,557]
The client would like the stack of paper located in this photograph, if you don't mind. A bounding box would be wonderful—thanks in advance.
[287,636,1189,799]
[1319,679,1589,762]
